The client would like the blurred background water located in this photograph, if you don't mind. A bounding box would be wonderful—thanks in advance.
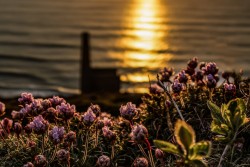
[0,0,250,97]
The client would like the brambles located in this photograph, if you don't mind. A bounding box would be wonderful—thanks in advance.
[0,57,250,166]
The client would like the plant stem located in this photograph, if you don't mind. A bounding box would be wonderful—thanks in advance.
[82,130,89,164]
[42,134,45,154]
[138,144,149,160]
[157,78,185,121]
[217,130,238,167]
[49,145,58,164]
[111,145,115,160]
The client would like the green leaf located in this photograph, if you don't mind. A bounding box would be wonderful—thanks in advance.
[189,141,211,159]
[207,101,224,124]
[154,140,180,155]
[175,120,195,155]
[189,159,208,167]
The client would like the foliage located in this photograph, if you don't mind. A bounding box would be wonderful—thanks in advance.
[154,120,211,167]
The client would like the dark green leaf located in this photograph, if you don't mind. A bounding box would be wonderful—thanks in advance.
[175,120,195,155]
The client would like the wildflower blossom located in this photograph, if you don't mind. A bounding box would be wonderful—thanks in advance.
[41,99,52,110]
[96,155,110,167]
[18,92,34,105]
[57,149,70,163]
[133,157,148,167]
[1,118,13,134]
[187,57,198,69]
[49,96,66,106]
[0,102,5,116]
[88,104,101,116]
[81,110,97,126]
[203,62,219,75]
[120,102,138,121]
[65,131,76,143]
[13,122,22,138]
[24,124,33,135]
[34,155,47,167]
[49,126,65,145]
[102,126,116,142]
[149,83,164,95]
[29,115,49,135]
[159,67,174,82]
[178,70,188,83]
[130,124,148,144]
[23,162,34,167]
[155,148,164,159]
[206,74,217,89]
[56,103,75,121]
[224,83,236,92]
[172,79,183,93]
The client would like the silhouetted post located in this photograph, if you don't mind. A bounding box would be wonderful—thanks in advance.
[80,32,91,94]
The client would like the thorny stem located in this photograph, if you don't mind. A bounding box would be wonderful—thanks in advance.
[166,107,174,133]
[157,75,185,121]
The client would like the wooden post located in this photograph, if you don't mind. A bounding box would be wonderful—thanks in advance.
[80,32,91,94]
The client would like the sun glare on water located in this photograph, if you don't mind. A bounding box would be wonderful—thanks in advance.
[115,0,171,93]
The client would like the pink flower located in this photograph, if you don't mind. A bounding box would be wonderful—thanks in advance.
[34,155,47,167]
[133,157,148,167]
[49,96,66,106]
[120,102,138,121]
[155,148,164,159]
[18,92,34,105]
[130,124,148,144]
[14,122,22,138]
[29,115,49,135]
[1,118,13,134]
[49,126,65,145]
[56,149,70,163]
[102,126,116,142]
[159,67,174,82]
[88,104,101,116]
[96,155,110,167]
[187,57,198,69]
[172,79,183,93]
[149,84,164,95]
[178,70,188,83]
[81,110,97,126]
[23,162,34,167]
[56,103,75,121]
[0,102,5,116]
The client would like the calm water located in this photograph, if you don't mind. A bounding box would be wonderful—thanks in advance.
[0,0,250,97]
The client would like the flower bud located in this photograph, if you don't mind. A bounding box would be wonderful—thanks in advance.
[224,83,236,92]
[57,149,70,163]
[41,99,52,110]
[96,155,110,167]
[23,162,34,167]
[178,70,188,83]
[27,140,36,149]
[149,84,164,95]
[14,122,22,138]
[130,124,148,144]
[24,124,33,135]
[120,102,138,121]
[204,62,219,75]
[155,148,164,159]
[34,155,47,167]
[49,126,65,145]
[187,57,198,69]
[172,79,183,93]
[1,118,13,134]
[133,157,148,167]
[0,102,5,116]
[206,74,217,88]
[159,67,174,82]
[102,126,116,142]
[65,131,76,143]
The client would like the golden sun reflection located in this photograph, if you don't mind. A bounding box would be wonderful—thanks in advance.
[117,0,171,92]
